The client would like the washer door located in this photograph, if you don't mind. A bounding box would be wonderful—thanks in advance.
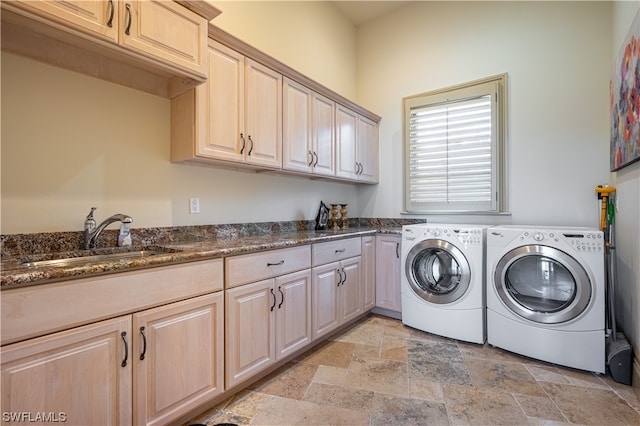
[405,239,471,304]
[494,245,591,324]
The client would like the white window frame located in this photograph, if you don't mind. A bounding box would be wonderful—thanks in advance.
[403,74,508,214]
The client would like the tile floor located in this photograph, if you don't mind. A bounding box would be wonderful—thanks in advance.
[186,314,640,425]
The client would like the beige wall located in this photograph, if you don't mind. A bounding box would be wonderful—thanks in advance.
[0,2,359,234]
[611,0,640,389]
[211,1,357,101]
[355,1,612,227]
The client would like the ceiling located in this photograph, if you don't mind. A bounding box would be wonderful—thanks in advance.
[330,1,410,26]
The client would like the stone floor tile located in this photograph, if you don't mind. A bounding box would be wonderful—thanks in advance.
[333,320,385,346]
[251,395,370,425]
[370,393,449,425]
[380,335,407,362]
[540,381,640,425]
[311,365,348,386]
[524,364,571,384]
[408,339,471,385]
[296,340,356,368]
[303,382,375,411]
[409,377,445,402]
[465,357,546,396]
[345,357,409,396]
[443,383,529,425]
[513,393,567,422]
[249,361,317,400]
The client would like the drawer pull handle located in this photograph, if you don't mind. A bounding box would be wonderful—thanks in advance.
[341,268,347,285]
[278,286,284,309]
[270,288,276,311]
[121,331,128,367]
[124,3,132,36]
[335,249,346,253]
[139,326,147,361]
[396,242,400,259]
[308,150,314,166]
[107,0,115,28]
[248,135,254,155]
[267,260,285,267]
[240,133,246,154]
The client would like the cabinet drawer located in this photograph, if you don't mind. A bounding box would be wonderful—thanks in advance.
[1,259,223,345]
[225,245,311,288]
[312,237,361,266]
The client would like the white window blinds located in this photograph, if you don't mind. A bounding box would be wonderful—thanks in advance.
[403,75,507,213]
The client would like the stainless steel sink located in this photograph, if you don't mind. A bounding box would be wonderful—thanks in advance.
[20,247,180,268]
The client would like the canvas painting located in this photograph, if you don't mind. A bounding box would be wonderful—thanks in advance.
[610,9,640,171]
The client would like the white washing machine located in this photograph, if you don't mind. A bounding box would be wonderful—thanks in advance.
[486,225,605,373]
[401,224,489,344]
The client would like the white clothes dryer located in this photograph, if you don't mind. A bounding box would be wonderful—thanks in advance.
[486,225,605,373]
[401,224,489,344]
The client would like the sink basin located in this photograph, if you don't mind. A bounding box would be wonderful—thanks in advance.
[20,247,181,269]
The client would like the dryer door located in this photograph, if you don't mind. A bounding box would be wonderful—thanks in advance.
[405,239,471,304]
[494,245,591,324]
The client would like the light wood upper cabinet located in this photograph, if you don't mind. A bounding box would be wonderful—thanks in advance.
[357,115,379,183]
[7,0,119,42]
[1,316,133,426]
[172,39,282,169]
[2,1,214,94]
[133,292,224,426]
[336,103,379,183]
[283,77,335,177]
[119,1,208,78]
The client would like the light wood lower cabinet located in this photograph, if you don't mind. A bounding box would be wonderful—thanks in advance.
[311,256,362,340]
[225,269,312,389]
[375,234,402,312]
[133,292,224,426]
[361,235,376,311]
[1,292,224,426]
[1,316,133,426]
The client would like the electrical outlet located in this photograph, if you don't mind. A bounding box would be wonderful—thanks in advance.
[189,197,200,214]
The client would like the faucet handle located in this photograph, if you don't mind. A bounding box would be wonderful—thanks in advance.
[84,207,97,230]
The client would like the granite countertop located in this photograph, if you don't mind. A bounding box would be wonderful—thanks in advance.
[1,227,402,289]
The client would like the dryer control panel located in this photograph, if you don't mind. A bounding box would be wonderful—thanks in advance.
[517,230,604,253]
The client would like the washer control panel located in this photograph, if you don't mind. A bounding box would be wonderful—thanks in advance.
[423,227,484,246]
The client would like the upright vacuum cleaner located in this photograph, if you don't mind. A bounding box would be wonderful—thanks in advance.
[596,185,632,385]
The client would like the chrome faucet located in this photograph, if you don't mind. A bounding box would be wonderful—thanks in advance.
[84,207,133,249]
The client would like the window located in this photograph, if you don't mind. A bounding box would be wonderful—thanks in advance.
[403,74,508,214]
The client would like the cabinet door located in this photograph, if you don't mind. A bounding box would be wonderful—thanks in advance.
[312,93,335,177]
[133,292,224,426]
[361,236,376,311]
[312,262,341,340]
[225,279,275,388]
[357,116,379,183]
[119,0,207,77]
[340,257,363,323]
[376,235,402,312]
[1,316,132,426]
[283,78,313,173]
[275,270,312,359]
[245,58,282,168]
[335,104,358,180]
[198,39,245,163]
[10,0,119,43]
